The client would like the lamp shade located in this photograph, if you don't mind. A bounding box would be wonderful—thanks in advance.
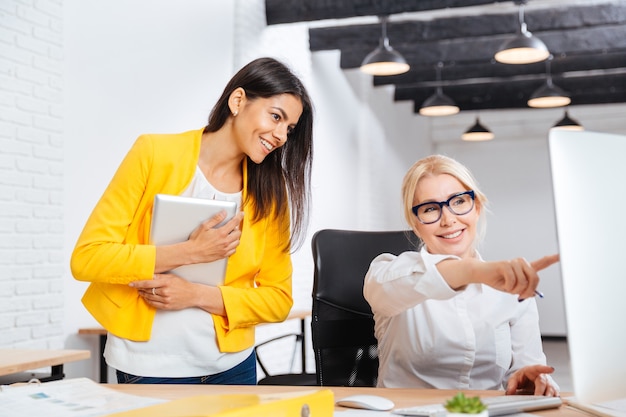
[462,117,494,141]
[494,30,550,64]
[360,16,409,76]
[527,78,571,108]
[360,45,410,76]
[419,88,460,116]
[551,110,584,131]
[494,4,549,65]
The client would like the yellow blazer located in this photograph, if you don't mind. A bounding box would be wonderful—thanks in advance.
[70,129,293,352]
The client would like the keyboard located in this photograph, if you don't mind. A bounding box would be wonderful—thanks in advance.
[392,395,563,416]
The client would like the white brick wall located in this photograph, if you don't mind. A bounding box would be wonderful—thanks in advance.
[0,0,65,349]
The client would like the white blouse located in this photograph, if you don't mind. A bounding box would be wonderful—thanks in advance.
[105,166,252,377]
[363,246,547,389]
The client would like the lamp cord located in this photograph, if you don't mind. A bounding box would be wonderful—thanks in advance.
[545,54,554,86]
[435,62,444,94]
[379,15,390,48]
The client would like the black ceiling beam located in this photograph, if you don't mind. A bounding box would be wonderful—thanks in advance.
[265,0,507,25]
[332,24,626,72]
[266,0,626,112]
[308,4,626,67]
[397,72,626,112]
[373,50,626,88]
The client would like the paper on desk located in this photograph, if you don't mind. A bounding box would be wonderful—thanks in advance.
[0,377,166,417]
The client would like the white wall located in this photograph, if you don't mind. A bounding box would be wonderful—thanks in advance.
[61,0,235,380]
[0,0,65,348]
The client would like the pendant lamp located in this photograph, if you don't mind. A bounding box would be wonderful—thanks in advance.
[551,110,584,131]
[419,62,459,116]
[360,16,410,76]
[494,0,550,65]
[527,56,571,108]
[462,117,495,141]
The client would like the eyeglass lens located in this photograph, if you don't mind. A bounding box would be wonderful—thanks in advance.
[414,192,474,224]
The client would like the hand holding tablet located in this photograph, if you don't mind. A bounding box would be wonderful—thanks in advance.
[149,194,238,286]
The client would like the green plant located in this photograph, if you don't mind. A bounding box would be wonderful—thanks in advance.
[444,392,487,414]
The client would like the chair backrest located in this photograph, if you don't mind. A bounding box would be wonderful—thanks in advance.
[311,229,420,387]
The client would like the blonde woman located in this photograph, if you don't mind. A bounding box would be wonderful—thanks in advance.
[364,155,559,396]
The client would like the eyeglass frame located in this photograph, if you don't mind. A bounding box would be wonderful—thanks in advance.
[411,190,476,224]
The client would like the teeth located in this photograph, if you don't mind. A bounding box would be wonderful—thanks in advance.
[260,139,273,151]
[443,230,462,239]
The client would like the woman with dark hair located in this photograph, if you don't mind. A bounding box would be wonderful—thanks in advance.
[71,57,314,385]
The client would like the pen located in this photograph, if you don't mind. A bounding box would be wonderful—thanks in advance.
[519,290,544,302]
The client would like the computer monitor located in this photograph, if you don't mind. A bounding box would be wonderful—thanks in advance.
[548,129,626,408]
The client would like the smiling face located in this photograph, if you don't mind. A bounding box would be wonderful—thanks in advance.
[412,173,480,259]
[232,92,303,164]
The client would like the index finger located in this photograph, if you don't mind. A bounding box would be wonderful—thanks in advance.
[523,364,555,381]
[530,254,560,272]
[202,210,229,228]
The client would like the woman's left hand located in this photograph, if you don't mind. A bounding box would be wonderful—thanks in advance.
[131,273,219,312]
[506,365,561,397]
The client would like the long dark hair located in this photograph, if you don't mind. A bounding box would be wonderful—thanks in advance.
[204,57,314,251]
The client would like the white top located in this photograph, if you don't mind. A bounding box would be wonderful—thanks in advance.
[363,246,547,389]
[105,166,252,377]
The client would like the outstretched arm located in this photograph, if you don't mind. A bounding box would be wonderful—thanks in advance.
[437,254,559,300]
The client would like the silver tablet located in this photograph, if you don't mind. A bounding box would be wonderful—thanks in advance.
[149,194,237,286]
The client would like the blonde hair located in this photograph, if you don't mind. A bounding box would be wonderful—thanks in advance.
[401,154,489,243]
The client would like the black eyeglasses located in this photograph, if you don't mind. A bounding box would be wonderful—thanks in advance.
[411,190,475,224]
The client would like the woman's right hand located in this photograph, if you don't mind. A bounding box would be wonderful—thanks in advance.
[476,254,559,300]
[154,210,244,273]
[187,210,245,264]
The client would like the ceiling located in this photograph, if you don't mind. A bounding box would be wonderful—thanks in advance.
[265,0,626,113]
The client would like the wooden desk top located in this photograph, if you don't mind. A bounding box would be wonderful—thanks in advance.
[0,349,90,376]
[78,327,107,336]
[110,385,585,416]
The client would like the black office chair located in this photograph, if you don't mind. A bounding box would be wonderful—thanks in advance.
[311,229,421,387]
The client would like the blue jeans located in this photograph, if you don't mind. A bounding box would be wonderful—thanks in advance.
[116,351,257,385]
